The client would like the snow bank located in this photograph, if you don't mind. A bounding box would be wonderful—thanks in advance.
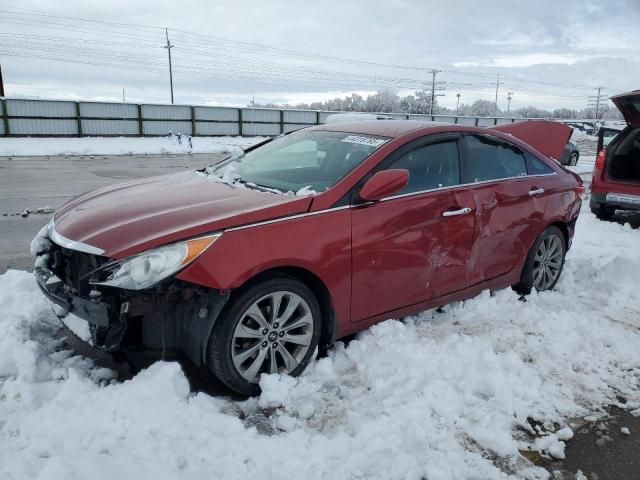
[0,136,265,157]
[1,209,640,479]
[325,113,396,123]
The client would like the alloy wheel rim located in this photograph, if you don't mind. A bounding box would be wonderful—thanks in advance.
[231,291,314,382]
[532,234,563,291]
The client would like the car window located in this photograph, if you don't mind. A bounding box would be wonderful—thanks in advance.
[602,128,621,147]
[462,135,527,183]
[525,153,554,175]
[388,140,460,195]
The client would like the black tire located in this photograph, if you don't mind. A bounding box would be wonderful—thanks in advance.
[569,152,579,166]
[591,205,615,220]
[513,226,566,295]
[207,275,322,396]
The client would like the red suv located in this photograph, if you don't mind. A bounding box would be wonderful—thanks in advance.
[591,90,640,219]
[34,120,582,395]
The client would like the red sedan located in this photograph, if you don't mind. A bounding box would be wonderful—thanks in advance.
[34,120,583,395]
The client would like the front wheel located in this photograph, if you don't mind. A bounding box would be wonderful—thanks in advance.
[513,226,566,295]
[207,276,321,396]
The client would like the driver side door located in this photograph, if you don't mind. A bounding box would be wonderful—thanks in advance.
[350,135,475,322]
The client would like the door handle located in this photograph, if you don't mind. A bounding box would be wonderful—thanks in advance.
[442,207,472,217]
[529,188,545,196]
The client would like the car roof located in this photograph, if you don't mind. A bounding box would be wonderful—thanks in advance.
[309,119,452,138]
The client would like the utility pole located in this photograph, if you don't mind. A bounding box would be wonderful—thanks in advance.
[588,87,604,119]
[427,69,445,115]
[0,64,5,97]
[507,92,513,114]
[494,75,504,113]
[456,93,461,114]
[164,28,174,104]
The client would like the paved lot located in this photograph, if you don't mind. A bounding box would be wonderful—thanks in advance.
[0,153,226,274]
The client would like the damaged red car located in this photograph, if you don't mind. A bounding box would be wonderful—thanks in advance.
[34,119,583,395]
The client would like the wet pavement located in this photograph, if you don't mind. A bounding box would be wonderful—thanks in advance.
[0,153,226,274]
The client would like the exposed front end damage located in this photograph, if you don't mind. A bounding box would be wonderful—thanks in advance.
[35,242,229,367]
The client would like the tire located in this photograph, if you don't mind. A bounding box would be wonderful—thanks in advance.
[513,226,566,295]
[591,205,615,220]
[569,152,579,166]
[207,275,322,396]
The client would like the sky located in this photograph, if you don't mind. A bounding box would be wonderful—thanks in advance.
[0,0,639,112]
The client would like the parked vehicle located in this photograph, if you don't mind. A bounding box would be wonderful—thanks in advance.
[559,140,580,166]
[34,120,583,395]
[590,90,640,220]
[565,121,597,136]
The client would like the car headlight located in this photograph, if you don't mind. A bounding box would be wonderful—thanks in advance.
[91,234,221,290]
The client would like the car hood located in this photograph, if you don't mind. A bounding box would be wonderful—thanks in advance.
[53,170,312,258]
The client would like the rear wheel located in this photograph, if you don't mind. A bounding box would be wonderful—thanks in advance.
[207,276,321,396]
[591,205,615,220]
[514,226,566,295]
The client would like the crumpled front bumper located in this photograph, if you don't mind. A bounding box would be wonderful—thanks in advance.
[35,266,112,327]
[35,265,130,350]
[35,261,230,365]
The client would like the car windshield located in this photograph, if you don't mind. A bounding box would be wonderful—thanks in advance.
[207,130,389,193]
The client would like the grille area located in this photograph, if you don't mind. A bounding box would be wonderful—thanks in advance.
[48,244,109,296]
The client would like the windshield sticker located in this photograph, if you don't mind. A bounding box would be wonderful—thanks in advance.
[341,135,387,148]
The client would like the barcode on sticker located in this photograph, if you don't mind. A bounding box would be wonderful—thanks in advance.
[341,135,387,147]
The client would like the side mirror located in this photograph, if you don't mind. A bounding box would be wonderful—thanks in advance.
[359,169,409,202]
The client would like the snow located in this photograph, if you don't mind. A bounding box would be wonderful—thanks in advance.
[30,223,51,256]
[2,208,640,479]
[555,427,574,441]
[534,433,567,460]
[0,136,265,157]
[621,427,630,435]
[295,185,317,196]
[325,112,395,123]
[202,162,317,196]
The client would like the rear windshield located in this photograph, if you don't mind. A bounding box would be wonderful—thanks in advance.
[209,130,389,193]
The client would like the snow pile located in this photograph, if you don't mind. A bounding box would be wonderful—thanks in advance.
[1,210,640,479]
[569,130,598,143]
[325,113,397,123]
[0,136,265,157]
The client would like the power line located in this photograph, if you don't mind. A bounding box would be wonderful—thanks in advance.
[0,8,601,93]
[0,8,606,104]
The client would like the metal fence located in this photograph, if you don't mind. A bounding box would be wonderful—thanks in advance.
[0,98,525,137]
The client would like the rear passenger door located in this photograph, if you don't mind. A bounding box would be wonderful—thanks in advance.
[453,134,555,285]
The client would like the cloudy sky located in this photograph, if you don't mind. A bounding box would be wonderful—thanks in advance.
[1,0,639,111]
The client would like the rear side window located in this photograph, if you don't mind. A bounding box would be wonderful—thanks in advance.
[462,135,527,183]
[525,153,554,175]
[388,140,460,195]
